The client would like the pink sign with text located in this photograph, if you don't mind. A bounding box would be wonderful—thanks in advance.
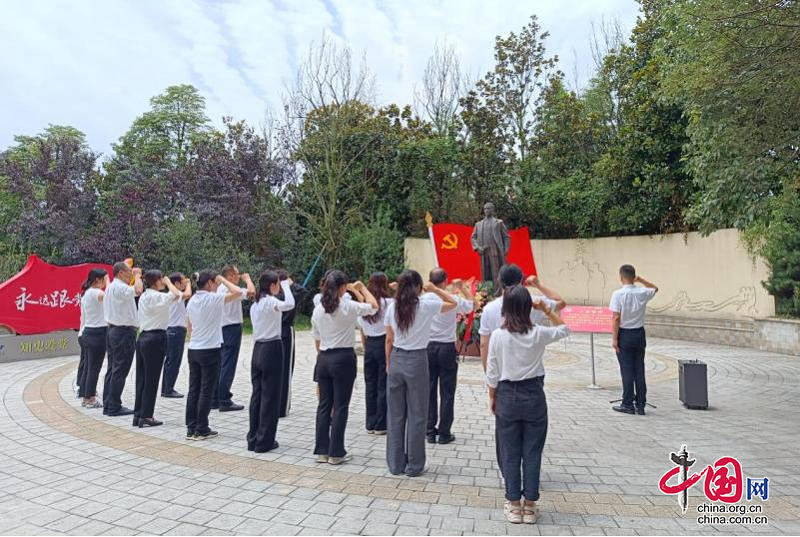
[560,306,613,333]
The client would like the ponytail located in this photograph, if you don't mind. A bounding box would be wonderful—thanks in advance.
[81,268,108,295]
[321,270,347,314]
[394,270,423,334]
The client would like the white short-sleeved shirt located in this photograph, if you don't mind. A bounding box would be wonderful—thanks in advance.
[478,295,558,336]
[357,298,394,338]
[312,298,377,351]
[104,278,138,327]
[384,294,445,351]
[429,294,474,343]
[168,299,187,328]
[485,324,570,388]
[138,289,179,331]
[218,285,247,326]
[251,281,295,341]
[187,291,227,350]
[609,284,657,329]
[79,288,105,335]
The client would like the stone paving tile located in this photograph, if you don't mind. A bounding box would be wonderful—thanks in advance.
[2,332,799,536]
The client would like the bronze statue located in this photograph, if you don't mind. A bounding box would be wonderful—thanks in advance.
[470,202,510,288]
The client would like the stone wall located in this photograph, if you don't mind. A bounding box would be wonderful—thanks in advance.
[405,229,800,355]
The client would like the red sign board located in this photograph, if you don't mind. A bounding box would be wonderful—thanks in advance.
[0,255,113,335]
[431,223,538,281]
[560,306,613,333]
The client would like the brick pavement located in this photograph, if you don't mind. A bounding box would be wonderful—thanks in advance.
[1,331,799,535]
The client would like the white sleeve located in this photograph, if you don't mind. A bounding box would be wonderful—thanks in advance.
[457,296,474,314]
[485,331,501,388]
[274,281,295,312]
[537,324,571,346]
[347,299,378,317]
[609,291,621,313]
[384,303,395,328]
[478,306,495,336]
[641,288,657,302]
[311,305,322,341]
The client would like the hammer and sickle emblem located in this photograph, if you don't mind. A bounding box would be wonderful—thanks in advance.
[441,233,458,250]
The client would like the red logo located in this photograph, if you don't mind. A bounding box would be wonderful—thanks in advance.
[659,445,744,512]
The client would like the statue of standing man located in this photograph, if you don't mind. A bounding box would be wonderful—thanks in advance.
[471,202,511,289]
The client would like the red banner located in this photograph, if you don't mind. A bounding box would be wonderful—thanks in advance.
[430,223,537,281]
[0,255,113,335]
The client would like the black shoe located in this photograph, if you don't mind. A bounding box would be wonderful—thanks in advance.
[132,417,140,427]
[210,404,219,410]
[162,390,184,398]
[426,434,437,444]
[255,441,279,453]
[194,430,219,440]
[108,407,135,417]
[636,407,646,415]
[438,433,456,445]
[219,403,244,412]
[139,418,163,428]
[186,430,195,440]
[612,405,635,415]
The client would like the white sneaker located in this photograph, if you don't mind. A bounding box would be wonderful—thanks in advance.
[504,502,523,524]
[328,454,353,465]
[316,454,329,463]
[373,430,387,436]
[522,501,537,524]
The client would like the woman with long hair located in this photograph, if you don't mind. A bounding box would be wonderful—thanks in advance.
[78,268,109,409]
[384,270,457,477]
[357,272,394,435]
[486,285,569,524]
[247,270,295,453]
[133,270,182,427]
[311,270,378,465]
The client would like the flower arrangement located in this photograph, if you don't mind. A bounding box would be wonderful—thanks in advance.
[456,280,494,351]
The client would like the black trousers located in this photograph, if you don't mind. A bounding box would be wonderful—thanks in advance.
[248,339,284,451]
[103,325,136,414]
[495,376,548,502]
[134,330,167,420]
[314,348,357,458]
[186,348,221,435]
[364,335,388,432]
[77,337,86,396]
[215,323,242,407]
[162,326,186,395]
[426,341,458,436]
[279,329,295,418]
[616,327,647,409]
[79,327,107,399]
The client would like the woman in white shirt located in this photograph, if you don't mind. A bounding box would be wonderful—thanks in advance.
[311,270,378,465]
[185,270,243,440]
[357,272,394,435]
[78,269,109,409]
[486,285,570,524]
[133,270,182,428]
[247,270,295,453]
[384,270,456,477]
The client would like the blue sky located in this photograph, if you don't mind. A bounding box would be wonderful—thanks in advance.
[1,0,640,154]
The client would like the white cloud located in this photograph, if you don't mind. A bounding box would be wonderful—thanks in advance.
[0,0,639,154]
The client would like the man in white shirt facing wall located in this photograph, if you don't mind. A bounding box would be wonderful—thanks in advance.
[425,268,477,445]
[609,264,659,415]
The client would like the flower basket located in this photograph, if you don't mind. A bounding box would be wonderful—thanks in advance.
[456,281,494,358]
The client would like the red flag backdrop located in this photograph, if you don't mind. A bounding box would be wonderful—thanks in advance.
[430,224,537,281]
[0,255,113,335]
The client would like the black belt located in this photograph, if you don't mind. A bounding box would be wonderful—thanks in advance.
[141,329,166,334]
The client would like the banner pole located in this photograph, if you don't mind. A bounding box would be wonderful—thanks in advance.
[425,212,440,267]
[587,332,602,390]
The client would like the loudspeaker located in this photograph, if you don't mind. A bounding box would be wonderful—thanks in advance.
[679,359,708,409]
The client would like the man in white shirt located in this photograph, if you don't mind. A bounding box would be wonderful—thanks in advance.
[479,264,566,371]
[213,265,254,412]
[102,262,143,417]
[609,264,658,415]
[426,269,476,445]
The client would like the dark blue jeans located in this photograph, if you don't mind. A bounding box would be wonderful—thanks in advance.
[616,327,647,409]
[162,326,187,395]
[215,323,242,407]
[495,376,548,502]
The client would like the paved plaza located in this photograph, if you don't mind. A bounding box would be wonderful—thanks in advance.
[1,331,799,536]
